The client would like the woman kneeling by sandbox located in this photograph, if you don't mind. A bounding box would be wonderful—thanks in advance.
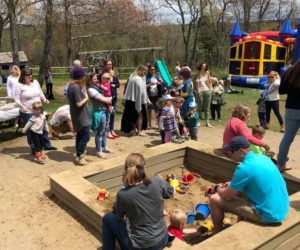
[102,153,174,249]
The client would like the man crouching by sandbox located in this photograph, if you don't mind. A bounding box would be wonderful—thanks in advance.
[209,136,289,234]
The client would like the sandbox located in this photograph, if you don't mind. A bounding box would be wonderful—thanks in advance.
[49,141,300,249]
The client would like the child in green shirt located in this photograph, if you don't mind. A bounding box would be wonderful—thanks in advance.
[187,102,199,141]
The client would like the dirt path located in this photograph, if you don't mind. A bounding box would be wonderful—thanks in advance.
[0,122,299,249]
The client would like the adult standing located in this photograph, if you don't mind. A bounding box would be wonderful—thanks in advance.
[88,73,113,159]
[98,59,120,139]
[121,65,150,136]
[277,60,300,172]
[102,153,174,249]
[222,104,269,156]
[70,59,81,79]
[175,61,181,78]
[145,64,163,129]
[14,68,56,154]
[44,66,54,100]
[264,71,284,132]
[210,136,289,234]
[68,66,91,166]
[192,62,213,127]
[6,65,20,99]
[180,67,194,119]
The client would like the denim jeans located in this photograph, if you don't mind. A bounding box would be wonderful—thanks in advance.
[75,125,90,157]
[95,112,107,152]
[109,97,117,131]
[102,212,169,250]
[20,111,52,153]
[277,108,300,165]
[258,111,266,128]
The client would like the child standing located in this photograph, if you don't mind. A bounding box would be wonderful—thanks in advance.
[256,92,266,128]
[22,102,49,163]
[100,73,113,113]
[156,98,165,143]
[210,78,224,121]
[168,209,199,241]
[162,94,177,143]
[186,102,199,141]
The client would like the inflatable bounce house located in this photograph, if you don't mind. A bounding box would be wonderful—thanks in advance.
[228,18,300,89]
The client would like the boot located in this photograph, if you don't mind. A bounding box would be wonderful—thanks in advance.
[280,124,285,133]
[74,155,87,166]
[265,123,270,129]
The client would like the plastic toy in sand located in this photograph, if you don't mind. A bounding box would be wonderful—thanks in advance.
[182,173,194,184]
[98,189,109,200]
[195,204,210,220]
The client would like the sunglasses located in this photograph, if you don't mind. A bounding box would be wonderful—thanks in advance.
[268,76,274,79]
[26,73,32,76]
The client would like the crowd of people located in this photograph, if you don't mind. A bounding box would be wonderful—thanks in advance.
[3,58,300,248]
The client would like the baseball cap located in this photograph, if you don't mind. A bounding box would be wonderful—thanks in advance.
[163,94,174,101]
[222,136,250,152]
[189,102,197,109]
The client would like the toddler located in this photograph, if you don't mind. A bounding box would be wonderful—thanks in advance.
[161,95,180,143]
[251,125,275,158]
[22,102,49,163]
[186,102,199,141]
[256,92,266,128]
[168,209,198,241]
[100,73,112,113]
[156,98,165,143]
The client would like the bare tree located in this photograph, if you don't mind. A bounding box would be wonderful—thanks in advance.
[275,0,297,29]
[256,0,272,31]
[38,0,53,87]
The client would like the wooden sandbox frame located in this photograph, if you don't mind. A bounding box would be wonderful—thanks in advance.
[49,141,300,249]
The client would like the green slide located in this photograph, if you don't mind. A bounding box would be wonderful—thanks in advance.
[156,59,172,87]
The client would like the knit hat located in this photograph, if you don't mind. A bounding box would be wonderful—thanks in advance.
[72,66,85,80]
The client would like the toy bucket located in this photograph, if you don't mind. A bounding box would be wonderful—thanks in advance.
[186,211,195,224]
[195,204,210,220]
[182,173,194,184]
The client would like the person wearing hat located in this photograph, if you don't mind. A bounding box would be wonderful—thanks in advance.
[209,136,289,234]
[186,102,199,141]
[161,94,179,143]
[68,66,92,166]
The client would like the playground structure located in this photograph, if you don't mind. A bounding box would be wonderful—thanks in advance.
[228,19,300,89]
[50,141,300,249]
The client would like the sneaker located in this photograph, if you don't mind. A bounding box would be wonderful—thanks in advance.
[171,136,182,144]
[74,155,87,166]
[206,123,212,128]
[218,119,221,122]
[197,122,201,127]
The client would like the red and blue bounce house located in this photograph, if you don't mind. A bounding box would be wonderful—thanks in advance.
[228,18,300,89]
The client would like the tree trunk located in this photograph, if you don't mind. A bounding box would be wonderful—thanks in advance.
[0,16,4,52]
[65,0,72,68]
[38,0,53,88]
[8,1,19,65]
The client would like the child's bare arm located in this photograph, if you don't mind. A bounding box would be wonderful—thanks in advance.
[182,228,197,234]
[265,151,275,157]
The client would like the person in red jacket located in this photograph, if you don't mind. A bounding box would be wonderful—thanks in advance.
[222,104,269,156]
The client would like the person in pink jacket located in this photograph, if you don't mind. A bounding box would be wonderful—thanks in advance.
[223,104,269,156]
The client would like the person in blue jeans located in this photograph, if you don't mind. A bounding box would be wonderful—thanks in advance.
[68,66,91,166]
[210,136,289,234]
[102,153,174,250]
[277,59,300,172]
[88,73,113,159]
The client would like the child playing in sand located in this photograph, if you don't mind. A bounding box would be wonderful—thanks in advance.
[100,73,113,113]
[251,125,275,158]
[168,209,199,241]
[186,102,199,141]
[22,102,49,163]
[256,92,266,128]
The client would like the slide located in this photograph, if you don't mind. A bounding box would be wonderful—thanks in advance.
[156,59,172,87]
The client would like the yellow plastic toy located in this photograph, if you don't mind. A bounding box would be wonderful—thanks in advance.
[199,220,214,232]
[170,179,179,188]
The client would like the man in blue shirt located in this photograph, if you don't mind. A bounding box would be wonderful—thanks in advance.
[209,136,289,234]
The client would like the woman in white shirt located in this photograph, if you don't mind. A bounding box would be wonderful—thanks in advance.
[192,62,213,128]
[6,65,20,99]
[264,71,284,132]
[15,68,56,154]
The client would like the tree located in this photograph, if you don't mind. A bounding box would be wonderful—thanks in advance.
[256,0,272,31]
[38,0,53,88]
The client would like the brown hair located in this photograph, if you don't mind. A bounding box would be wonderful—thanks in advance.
[252,125,265,136]
[32,101,43,111]
[175,97,184,103]
[180,67,191,79]
[197,62,208,72]
[102,59,114,73]
[19,68,33,84]
[169,209,187,228]
[232,104,250,121]
[72,78,86,89]
[122,153,151,187]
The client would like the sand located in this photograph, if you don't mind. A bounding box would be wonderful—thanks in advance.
[0,121,299,249]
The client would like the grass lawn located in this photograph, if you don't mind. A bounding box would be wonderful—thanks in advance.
[0,75,291,143]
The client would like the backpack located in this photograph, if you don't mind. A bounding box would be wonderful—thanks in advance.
[64,84,70,99]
